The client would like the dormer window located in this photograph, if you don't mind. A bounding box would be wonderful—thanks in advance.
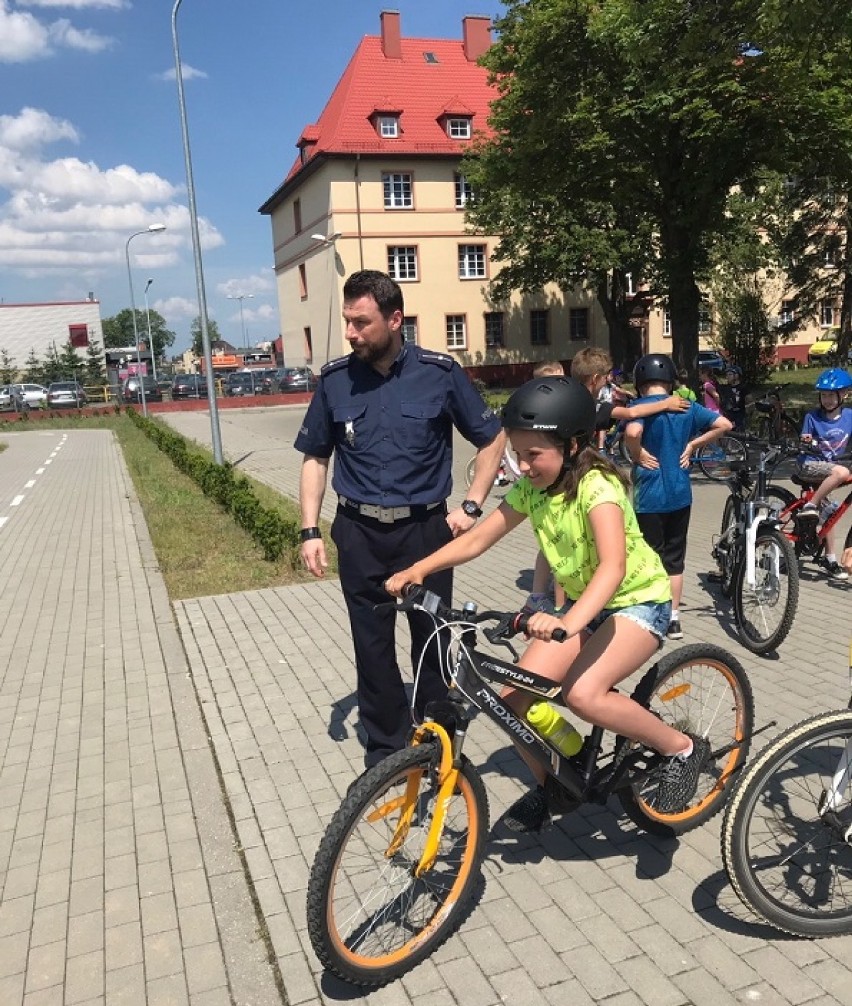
[378,115,400,139]
[446,117,472,139]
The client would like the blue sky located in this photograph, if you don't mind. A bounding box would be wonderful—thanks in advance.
[0,0,501,354]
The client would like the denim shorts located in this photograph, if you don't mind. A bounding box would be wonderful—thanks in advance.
[565,598,672,647]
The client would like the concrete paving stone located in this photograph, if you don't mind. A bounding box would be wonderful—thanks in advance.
[104,918,143,970]
[29,901,68,949]
[143,929,186,982]
[103,884,140,928]
[64,950,105,1004]
[24,938,66,993]
[145,972,189,1006]
[66,908,104,959]
[182,940,229,996]
[741,945,827,1003]
[141,890,179,936]
[176,902,219,949]
[805,959,852,1006]
[104,961,146,1004]
[612,955,689,1006]
[668,966,747,1005]
[22,985,65,1006]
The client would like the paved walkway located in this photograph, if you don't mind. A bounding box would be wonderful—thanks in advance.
[2,409,852,1005]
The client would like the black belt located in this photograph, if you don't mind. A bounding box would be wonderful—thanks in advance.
[338,496,445,524]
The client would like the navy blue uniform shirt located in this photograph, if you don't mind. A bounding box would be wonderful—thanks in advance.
[294,343,501,506]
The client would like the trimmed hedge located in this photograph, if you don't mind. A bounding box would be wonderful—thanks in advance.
[127,409,299,561]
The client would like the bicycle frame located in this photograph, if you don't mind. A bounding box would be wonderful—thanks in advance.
[776,482,852,556]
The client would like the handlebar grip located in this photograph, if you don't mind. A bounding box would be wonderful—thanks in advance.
[513,612,568,642]
[551,627,568,642]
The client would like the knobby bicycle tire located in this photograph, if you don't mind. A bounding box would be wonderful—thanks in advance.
[718,496,739,597]
[732,526,799,655]
[721,710,852,937]
[306,744,489,987]
[617,644,754,837]
[696,434,748,481]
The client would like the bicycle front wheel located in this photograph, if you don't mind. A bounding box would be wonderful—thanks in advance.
[721,710,852,937]
[464,455,476,489]
[306,744,489,987]
[732,526,799,655]
[618,644,754,836]
[696,434,748,481]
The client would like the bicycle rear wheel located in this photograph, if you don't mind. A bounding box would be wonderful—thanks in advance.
[306,744,488,987]
[696,434,748,481]
[732,526,799,655]
[618,644,754,836]
[721,710,852,937]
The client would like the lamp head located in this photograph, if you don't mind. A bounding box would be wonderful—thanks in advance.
[147,223,167,233]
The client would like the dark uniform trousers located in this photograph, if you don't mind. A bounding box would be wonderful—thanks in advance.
[331,505,454,767]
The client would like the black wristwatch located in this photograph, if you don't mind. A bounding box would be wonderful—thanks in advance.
[461,499,483,518]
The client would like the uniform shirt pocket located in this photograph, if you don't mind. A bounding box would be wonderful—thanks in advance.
[400,400,443,451]
[332,404,367,449]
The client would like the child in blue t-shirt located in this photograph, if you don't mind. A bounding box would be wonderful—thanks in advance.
[624,355,732,640]
[796,369,852,579]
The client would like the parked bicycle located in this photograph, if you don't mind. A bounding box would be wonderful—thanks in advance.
[465,447,520,489]
[693,431,750,482]
[711,446,800,654]
[307,586,755,987]
[751,383,801,450]
[722,646,852,936]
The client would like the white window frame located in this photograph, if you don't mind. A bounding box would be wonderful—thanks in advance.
[698,301,712,334]
[446,314,467,351]
[780,300,797,325]
[458,244,487,280]
[382,172,413,209]
[454,173,473,209]
[663,310,672,338]
[820,299,835,328]
[569,307,589,342]
[387,246,418,282]
[377,115,399,138]
[402,316,418,345]
[447,117,472,139]
[484,312,504,348]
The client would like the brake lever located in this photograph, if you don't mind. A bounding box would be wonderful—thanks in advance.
[484,613,521,662]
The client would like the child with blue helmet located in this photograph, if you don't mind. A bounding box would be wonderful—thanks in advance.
[797,368,852,579]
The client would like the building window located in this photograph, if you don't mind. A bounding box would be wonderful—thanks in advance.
[382,172,413,209]
[446,314,467,351]
[484,312,504,348]
[820,299,835,328]
[780,299,797,325]
[569,308,589,341]
[377,115,399,138]
[293,199,302,234]
[698,301,712,334]
[402,316,418,345]
[447,117,472,139]
[664,310,672,338]
[304,327,312,363]
[298,263,308,300]
[530,310,549,346]
[458,244,487,279]
[387,246,418,282]
[454,173,473,209]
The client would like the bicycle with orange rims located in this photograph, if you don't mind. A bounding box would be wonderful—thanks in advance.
[306,586,756,987]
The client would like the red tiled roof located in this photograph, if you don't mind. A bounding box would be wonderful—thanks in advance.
[282,33,494,184]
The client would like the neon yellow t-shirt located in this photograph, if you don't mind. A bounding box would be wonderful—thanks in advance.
[504,468,671,607]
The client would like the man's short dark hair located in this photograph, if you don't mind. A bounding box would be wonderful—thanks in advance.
[343,270,404,318]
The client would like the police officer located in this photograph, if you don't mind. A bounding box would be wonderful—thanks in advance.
[296,270,505,768]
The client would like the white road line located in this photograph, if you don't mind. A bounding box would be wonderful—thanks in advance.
[25,480,35,488]
[11,495,25,506]
[0,517,7,529]
[35,468,45,475]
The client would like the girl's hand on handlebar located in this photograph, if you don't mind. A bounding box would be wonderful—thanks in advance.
[524,610,571,642]
[385,569,421,598]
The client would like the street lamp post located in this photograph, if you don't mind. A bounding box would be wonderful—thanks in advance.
[172,0,224,464]
[125,224,166,418]
[311,233,342,367]
[143,278,158,385]
[227,293,254,355]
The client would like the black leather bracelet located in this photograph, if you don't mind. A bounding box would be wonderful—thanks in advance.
[300,527,322,542]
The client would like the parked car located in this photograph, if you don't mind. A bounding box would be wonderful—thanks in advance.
[9,383,48,409]
[806,328,852,367]
[697,350,726,373]
[224,372,260,397]
[121,375,162,403]
[47,381,87,408]
[0,385,13,410]
[257,368,288,394]
[171,373,209,399]
[278,367,318,394]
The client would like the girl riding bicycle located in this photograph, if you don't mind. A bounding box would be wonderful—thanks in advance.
[386,376,711,832]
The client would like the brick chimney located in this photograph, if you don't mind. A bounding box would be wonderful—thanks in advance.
[380,10,402,60]
[462,15,492,62]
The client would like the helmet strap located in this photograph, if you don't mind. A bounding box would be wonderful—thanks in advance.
[545,435,587,494]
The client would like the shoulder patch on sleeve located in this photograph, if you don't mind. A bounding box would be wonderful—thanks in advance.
[321,355,350,376]
[418,349,453,371]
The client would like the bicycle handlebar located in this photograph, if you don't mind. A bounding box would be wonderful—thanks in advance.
[393,583,568,643]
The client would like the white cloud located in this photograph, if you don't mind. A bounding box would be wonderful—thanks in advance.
[218,272,275,298]
[0,1,114,61]
[155,63,208,82]
[0,107,78,150]
[153,295,198,320]
[17,1,129,9]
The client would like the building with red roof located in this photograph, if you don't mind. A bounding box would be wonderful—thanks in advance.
[259,10,605,379]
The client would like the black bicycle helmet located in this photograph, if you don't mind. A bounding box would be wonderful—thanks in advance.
[633,353,677,389]
[502,376,596,442]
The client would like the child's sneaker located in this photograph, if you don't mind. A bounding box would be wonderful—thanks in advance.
[503,786,551,832]
[797,502,819,522]
[820,558,849,581]
[655,735,712,813]
[666,618,683,640]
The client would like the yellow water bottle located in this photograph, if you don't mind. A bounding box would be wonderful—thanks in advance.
[526,701,583,757]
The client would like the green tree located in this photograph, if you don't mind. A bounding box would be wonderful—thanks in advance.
[0,348,16,384]
[190,315,222,358]
[41,344,62,385]
[84,339,107,386]
[102,308,176,359]
[465,0,792,377]
[22,349,43,385]
[56,340,84,382]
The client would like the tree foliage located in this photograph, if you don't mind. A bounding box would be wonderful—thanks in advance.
[102,308,175,359]
[190,315,222,358]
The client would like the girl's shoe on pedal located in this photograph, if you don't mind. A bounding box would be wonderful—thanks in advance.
[504,785,551,832]
[655,734,711,814]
